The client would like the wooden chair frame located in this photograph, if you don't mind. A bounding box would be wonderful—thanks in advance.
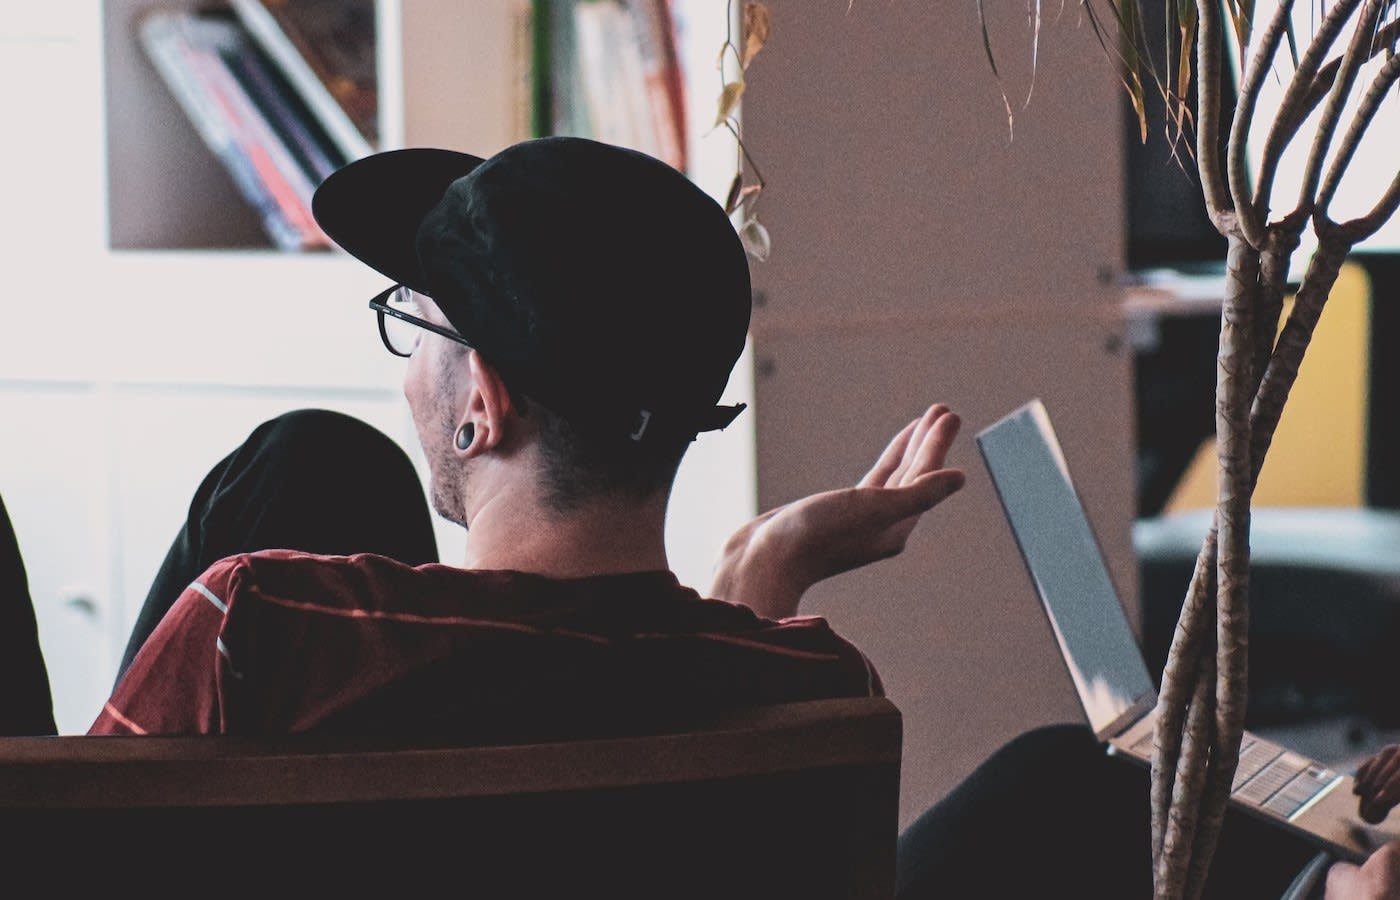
[0,696,901,896]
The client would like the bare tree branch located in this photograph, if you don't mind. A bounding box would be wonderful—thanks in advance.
[1297,0,1388,209]
[1195,0,1233,215]
[1252,0,1365,216]
[1229,0,1298,246]
[1250,223,1304,388]
[1155,658,1216,899]
[1151,535,1217,867]
[1317,50,1400,220]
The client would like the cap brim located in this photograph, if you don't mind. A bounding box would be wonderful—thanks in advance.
[311,148,486,294]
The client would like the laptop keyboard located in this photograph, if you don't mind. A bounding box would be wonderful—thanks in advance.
[1127,730,1338,820]
[1232,734,1338,818]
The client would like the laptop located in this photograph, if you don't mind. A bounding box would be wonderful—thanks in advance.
[976,399,1400,863]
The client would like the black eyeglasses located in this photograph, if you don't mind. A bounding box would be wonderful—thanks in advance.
[368,284,473,358]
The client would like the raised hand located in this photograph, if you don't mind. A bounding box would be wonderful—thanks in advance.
[709,403,966,619]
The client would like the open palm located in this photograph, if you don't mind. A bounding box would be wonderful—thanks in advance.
[712,404,966,619]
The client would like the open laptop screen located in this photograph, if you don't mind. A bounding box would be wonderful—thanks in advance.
[977,400,1157,738]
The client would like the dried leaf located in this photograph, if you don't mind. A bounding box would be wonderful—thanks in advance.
[724,173,744,214]
[714,80,746,127]
[1225,0,1254,65]
[1081,2,1147,142]
[1172,4,1198,146]
[742,2,771,70]
[739,216,771,262]
[727,180,763,214]
[1115,2,1148,143]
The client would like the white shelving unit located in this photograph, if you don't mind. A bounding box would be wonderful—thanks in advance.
[2,1,754,734]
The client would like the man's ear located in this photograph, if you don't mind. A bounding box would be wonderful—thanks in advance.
[462,351,517,453]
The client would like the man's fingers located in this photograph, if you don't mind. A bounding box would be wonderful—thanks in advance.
[1362,754,1400,807]
[859,418,920,489]
[1355,747,1400,825]
[1358,758,1376,791]
[1366,752,1400,797]
[908,467,966,503]
[860,404,961,490]
[1357,746,1400,797]
[879,469,967,523]
[881,405,958,487]
[903,408,960,484]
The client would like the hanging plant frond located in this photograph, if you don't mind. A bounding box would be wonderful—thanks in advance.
[742,2,771,69]
[714,80,747,127]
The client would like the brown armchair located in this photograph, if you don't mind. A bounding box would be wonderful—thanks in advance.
[0,696,901,897]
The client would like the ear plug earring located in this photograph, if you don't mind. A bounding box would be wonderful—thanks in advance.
[455,423,475,451]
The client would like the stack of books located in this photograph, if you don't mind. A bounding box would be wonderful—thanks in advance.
[143,0,693,250]
[140,1,377,252]
[541,0,688,173]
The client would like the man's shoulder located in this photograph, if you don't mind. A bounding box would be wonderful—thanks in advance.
[211,548,453,580]
[199,550,448,616]
[204,555,676,623]
[198,548,413,587]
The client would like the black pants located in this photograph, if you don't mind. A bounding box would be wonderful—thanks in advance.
[0,492,56,737]
[0,409,1322,893]
[1,409,440,735]
[895,723,1319,899]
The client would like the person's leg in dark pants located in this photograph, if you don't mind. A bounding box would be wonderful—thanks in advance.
[0,494,56,736]
[895,723,1320,899]
[117,408,440,682]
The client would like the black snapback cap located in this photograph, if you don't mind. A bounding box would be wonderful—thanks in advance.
[312,136,752,445]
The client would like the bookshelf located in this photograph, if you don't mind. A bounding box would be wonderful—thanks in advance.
[1,1,752,733]
[104,0,526,250]
[105,0,735,251]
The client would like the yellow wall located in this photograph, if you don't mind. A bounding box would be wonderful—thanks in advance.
[1164,260,1370,511]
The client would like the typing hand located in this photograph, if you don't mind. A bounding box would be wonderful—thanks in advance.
[1355,744,1400,825]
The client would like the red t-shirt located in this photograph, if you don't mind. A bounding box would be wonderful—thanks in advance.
[89,549,882,736]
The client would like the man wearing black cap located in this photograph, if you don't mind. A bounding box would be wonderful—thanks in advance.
[84,136,966,735]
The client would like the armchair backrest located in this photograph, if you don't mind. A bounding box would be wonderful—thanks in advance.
[0,696,902,897]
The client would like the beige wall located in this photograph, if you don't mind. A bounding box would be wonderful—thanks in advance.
[742,2,1138,828]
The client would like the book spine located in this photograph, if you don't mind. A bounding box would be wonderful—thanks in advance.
[529,0,553,139]
[223,41,344,185]
[570,3,619,145]
[624,0,686,171]
[573,1,660,157]
[139,13,305,251]
[189,33,328,248]
[511,0,537,142]
[548,0,591,137]
[227,0,375,162]
[604,2,662,159]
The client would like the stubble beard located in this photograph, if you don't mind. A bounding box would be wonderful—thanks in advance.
[427,393,470,530]
[430,436,469,530]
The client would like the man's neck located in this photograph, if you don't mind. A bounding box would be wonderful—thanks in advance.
[459,484,673,578]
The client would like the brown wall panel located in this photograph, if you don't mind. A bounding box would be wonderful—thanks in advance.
[752,317,1137,827]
